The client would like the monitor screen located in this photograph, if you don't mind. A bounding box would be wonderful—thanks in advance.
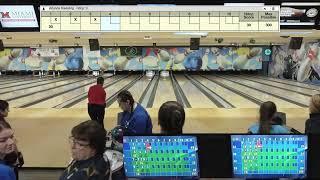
[0,5,38,28]
[231,135,307,179]
[123,136,199,178]
[280,2,320,28]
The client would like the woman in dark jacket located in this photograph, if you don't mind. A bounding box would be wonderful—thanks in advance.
[60,120,110,180]
[305,94,320,134]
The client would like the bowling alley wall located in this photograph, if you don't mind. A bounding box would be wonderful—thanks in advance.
[0,46,270,71]
[269,41,320,83]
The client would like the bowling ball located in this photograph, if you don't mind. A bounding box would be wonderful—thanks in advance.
[65,56,83,70]
[183,54,202,70]
[174,53,185,64]
[111,126,124,144]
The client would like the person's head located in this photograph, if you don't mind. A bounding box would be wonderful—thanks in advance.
[117,90,134,112]
[258,101,277,134]
[0,121,15,159]
[309,94,320,114]
[97,77,104,85]
[0,100,9,118]
[158,101,185,135]
[69,120,106,161]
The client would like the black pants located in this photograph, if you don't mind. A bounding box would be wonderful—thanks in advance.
[88,104,105,128]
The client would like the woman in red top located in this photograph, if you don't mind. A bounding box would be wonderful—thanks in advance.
[88,77,107,128]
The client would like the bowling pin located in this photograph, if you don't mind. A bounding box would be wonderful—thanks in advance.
[158,49,170,62]
[297,44,318,82]
[201,49,209,70]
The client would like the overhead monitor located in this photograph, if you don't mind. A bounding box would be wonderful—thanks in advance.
[280,2,320,29]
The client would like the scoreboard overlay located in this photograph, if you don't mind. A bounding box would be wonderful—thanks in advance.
[40,5,280,32]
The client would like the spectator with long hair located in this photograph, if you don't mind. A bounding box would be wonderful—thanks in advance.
[158,101,185,135]
[248,101,291,134]
[305,94,320,133]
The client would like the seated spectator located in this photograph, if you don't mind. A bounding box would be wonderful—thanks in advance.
[158,102,196,179]
[117,90,152,135]
[248,101,291,134]
[0,121,17,180]
[0,100,9,122]
[60,120,110,180]
[0,100,24,180]
[305,94,320,134]
[158,101,185,135]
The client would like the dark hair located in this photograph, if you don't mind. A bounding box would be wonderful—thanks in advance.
[117,90,134,112]
[259,101,277,134]
[0,100,9,112]
[158,101,185,135]
[71,120,106,156]
[0,120,11,132]
[97,77,104,85]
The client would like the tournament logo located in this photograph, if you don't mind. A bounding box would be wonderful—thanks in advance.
[0,12,10,18]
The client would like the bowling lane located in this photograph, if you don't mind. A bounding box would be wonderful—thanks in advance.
[236,75,316,95]
[108,76,151,108]
[72,75,140,108]
[29,76,121,108]
[0,76,90,100]
[223,75,309,106]
[0,76,35,83]
[253,75,320,89]
[0,76,78,93]
[175,75,217,108]
[192,75,258,108]
[153,77,177,108]
[208,76,301,108]
[6,76,99,108]
[0,76,53,86]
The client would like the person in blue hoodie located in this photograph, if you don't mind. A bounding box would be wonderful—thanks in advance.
[117,90,152,135]
[0,120,17,180]
[248,101,291,134]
